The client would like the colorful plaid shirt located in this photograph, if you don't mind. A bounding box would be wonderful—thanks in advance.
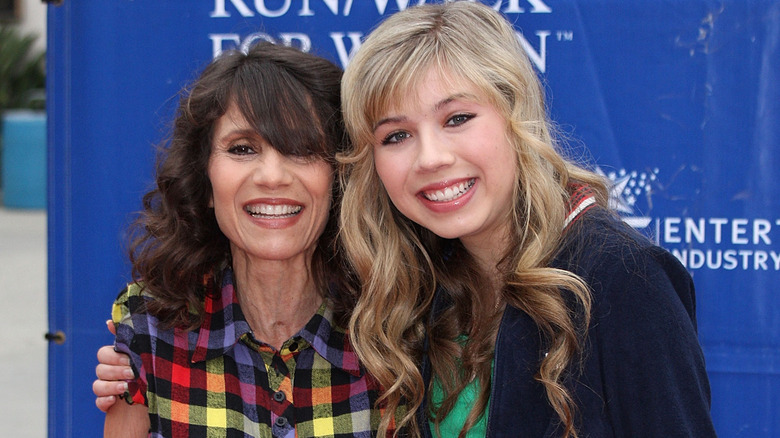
[112,267,397,437]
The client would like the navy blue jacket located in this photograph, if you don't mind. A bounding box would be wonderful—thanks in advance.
[417,208,717,437]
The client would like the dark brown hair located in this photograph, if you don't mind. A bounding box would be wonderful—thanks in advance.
[129,42,348,329]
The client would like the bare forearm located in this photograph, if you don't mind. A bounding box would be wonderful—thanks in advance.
[104,401,150,438]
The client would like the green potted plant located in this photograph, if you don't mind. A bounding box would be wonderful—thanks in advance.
[0,25,46,208]
[0,26,46,111]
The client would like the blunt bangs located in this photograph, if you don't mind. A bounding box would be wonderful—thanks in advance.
[354,34,510,146]
[231,59,333,161]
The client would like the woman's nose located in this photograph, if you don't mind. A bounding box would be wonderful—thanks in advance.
[252,149,294,187]
[414,129,455,172]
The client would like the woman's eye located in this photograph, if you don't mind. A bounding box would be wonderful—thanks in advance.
[227,144,255,155]
[381,131,411,145]
[446,113,474,127]
[289,153,320,164]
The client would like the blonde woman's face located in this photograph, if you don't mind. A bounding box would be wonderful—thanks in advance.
[371,69,517,254]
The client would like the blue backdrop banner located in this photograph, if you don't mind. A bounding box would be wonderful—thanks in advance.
[47,1,779,436]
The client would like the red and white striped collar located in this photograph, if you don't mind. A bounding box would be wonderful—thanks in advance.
[564,184,597,230]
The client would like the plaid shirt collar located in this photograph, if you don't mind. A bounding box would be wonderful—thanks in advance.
[190,267,361,376]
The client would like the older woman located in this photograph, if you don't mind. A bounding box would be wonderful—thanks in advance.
[101,42,396,437]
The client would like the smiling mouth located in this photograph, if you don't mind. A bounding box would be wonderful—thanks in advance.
[422,179,475,202]
[245,204,302,218]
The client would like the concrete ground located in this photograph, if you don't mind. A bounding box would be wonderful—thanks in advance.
[0,206,48,437]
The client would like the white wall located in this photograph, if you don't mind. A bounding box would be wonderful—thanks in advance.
[14,0,47,54]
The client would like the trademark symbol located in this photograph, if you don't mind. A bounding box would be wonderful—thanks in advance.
[556,31,574,42]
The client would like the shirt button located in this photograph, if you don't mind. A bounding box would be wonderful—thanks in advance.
[275,416,288,427]
[273,391,286,402]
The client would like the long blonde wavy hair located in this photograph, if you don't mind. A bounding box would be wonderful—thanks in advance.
[338,2,609,437]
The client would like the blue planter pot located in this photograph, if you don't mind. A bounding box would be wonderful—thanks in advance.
[1,110,47,209]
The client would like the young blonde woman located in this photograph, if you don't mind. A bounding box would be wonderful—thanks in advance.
[338,2,716,437]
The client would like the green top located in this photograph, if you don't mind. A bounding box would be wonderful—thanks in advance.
[428,338,492,437]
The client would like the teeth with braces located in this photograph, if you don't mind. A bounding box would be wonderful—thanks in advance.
[245,204,302,217]
[423,179,475,202]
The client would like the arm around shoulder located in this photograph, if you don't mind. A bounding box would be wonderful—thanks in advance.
[105,286,151,437]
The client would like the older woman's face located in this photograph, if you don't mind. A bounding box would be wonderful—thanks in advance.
[208,103,333,266]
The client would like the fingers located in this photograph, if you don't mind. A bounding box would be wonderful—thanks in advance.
[96,322,128,413]
[93,376,128,397]
[93,371,130,413]
[97,345,131,367]
[95,395,117,413]
[93,376,129,414]
[94,344,134,412]
[95,362,135,381]
[106,319,117,336]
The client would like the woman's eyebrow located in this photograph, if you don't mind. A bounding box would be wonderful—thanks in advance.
[373,92,478,132]
[373,115,407,132]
